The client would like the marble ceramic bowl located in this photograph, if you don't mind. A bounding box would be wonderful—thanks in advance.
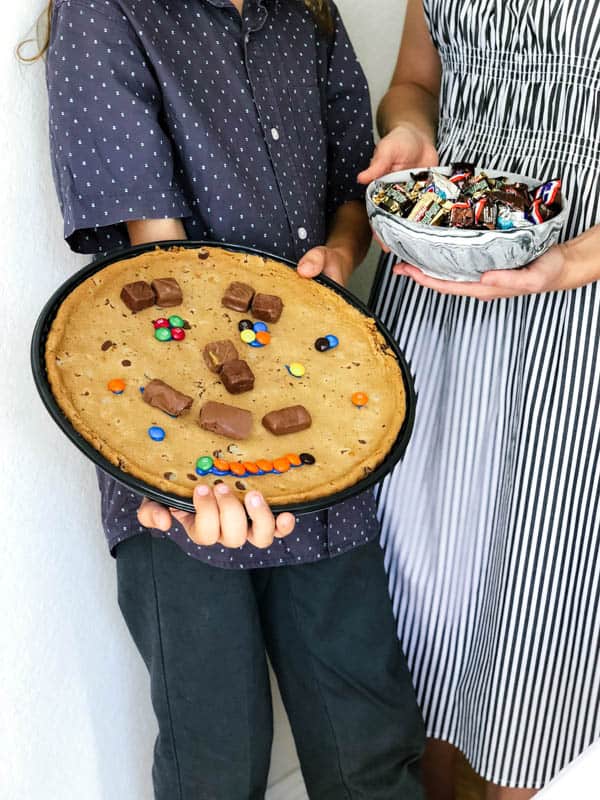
[366,167,568,281]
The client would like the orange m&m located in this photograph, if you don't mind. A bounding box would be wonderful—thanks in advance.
[273,457,291,473]
[351,392,369,408]
[229,462,247,477]
[256,459,274,473]
[284,453,302,467]
[107,378,126,394]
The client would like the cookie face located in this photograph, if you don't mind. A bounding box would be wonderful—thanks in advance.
[45,246,406,506]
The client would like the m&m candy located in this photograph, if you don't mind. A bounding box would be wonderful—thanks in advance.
[196,456,214,475]
[240,329,256,344]
[153,318,170,329]
[238,319,254,332]
[325,334,339,349]
[287,362,306,378]
[155,327,172,342]
[253,321,268,333]
[107,378,126,394]
[314,337,330,352]
[256,331,271,345]
[171,327,186,341]
[300,453,316,465]
[351,392,369,408]
[168,315,185,328]
[148,426,166,441]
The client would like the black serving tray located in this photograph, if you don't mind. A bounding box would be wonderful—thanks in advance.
[31,241,416,515]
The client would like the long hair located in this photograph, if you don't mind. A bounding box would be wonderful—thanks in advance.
[18,0,333,62]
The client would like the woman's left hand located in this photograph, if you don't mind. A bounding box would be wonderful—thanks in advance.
[394,243,572,301]
[297,245,353,286]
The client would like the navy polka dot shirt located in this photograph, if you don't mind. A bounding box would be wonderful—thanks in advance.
[47,0,380,568]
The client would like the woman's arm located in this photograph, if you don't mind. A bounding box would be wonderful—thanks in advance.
[297,200,372,285]
[358,0,442,185]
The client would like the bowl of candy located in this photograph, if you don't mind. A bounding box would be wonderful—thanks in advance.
[366,165,568,281]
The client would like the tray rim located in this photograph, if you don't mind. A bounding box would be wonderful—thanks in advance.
[31,240,416,515]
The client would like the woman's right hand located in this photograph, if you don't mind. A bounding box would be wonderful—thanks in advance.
[138,485,296,550]
[357,123,439,185]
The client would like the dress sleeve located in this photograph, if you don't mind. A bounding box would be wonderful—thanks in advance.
[46,0,191,253]
[323,4,375,217]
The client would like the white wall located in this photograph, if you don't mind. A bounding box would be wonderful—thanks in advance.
[1,3,405,799]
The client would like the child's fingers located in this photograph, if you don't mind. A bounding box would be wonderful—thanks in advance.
[214,484,249,549]
[297,246,326,278]
[187,485,220,546]
[274,512,296,539]
[137,498,172,531]
[245,491,276,549]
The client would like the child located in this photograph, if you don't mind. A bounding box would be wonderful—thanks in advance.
[42,1,425,796]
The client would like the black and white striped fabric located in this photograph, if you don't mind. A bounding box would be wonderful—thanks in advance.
[371,0,600,788]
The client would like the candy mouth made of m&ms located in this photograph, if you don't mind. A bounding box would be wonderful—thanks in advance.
[195,452,315,477]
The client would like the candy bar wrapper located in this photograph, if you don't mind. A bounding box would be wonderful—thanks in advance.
[449,202,475,228]
[497,205,533,230]
[431,170,461,201]
[527,198,553,225]
[407,193,449,225]
[474,197,498,230]
[372,184,414,216]
[534,179,562,207]
[463,173,492,198]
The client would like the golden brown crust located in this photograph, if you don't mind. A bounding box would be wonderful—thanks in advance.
[46,246,406,505]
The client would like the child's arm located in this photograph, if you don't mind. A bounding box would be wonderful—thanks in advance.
[127,219,187,246]
[297,200,371,286]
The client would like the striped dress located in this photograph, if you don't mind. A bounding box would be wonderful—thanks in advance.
[372,0,600,788]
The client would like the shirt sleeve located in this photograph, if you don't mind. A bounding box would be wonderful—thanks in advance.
[323,4,375,217]
[46,0,191,253]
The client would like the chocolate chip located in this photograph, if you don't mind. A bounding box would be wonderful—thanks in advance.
[163,472,176,480]
[121,359,131,367]
[183,320,191,330]
[235,481,246,491]
[187,473,198,481]
[101,340,113,351]
[198,251,209,260]
[358,439,367,444]
[214,479,224,485]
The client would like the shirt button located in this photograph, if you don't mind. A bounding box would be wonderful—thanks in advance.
[271,127,280,141]
[297,227,308,240]
[245,33,250,44]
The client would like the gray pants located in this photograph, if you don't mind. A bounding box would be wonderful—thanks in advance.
[116,534,425,800]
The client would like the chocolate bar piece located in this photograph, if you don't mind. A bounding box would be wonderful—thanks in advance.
[262,405,312,436]
[151,277,183,307]
[203,340,239,373]
[252,293,284,323]
[222,281,255,312]
[199,401,253,440]
[143,379,193,416]
[220,359,255,394]
[120,281,155,312]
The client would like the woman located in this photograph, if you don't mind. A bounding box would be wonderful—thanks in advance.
[358,1,600,798]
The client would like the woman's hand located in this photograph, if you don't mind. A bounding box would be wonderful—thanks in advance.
[138,486,296,549]
[297,244,353,285]
[394,243,575,301]
[357,123,439,186]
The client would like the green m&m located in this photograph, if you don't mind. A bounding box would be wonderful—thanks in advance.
[168,315,185,328]
[155,327,173,342]
[196,456,214,475]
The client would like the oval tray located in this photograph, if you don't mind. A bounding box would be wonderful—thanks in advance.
[31,241,416,515]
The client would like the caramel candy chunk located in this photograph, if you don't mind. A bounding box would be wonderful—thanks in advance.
[120,281,155,312]
[199,401,253,440]
[251,293,283,323]
[262,405,312,436]
[151,277,183,307]
[203,340,239,373]
[220,359,255,394]
[143,379,193,417]
[222,281,255,312]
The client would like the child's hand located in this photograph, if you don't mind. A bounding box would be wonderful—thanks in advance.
[137,485,296,549]
[297,245,353,286]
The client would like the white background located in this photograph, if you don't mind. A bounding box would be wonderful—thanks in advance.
[1,3,405,798]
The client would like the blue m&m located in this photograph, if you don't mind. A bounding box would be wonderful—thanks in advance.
[148,426,166,441]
